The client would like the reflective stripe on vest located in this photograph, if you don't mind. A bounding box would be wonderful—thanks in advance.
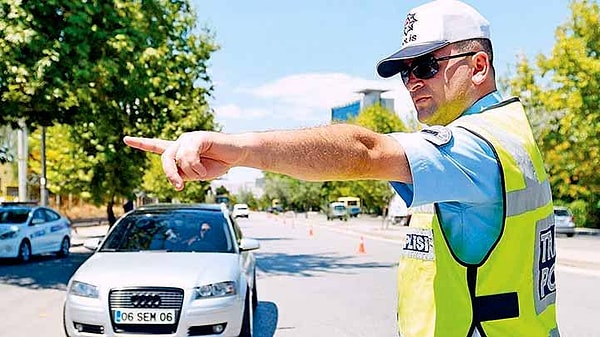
[456,105,552,217]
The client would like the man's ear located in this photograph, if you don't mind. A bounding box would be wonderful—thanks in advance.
[472,51,490,85]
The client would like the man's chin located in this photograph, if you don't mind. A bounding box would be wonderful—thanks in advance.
[416,111,435,125]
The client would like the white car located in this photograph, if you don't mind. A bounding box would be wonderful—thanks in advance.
[0,202,71,263]
[63,203,260,337]
[232,204,250,219]
[554,206,576,237]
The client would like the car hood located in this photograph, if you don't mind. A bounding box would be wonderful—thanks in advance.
[72,252,242,288]
[0,223,23,233]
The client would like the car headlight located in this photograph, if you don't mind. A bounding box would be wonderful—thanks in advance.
[194,281,236,299]
[0,226,19,240]
[69,281,99,299]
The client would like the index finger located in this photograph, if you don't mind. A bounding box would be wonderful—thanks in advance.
[123,136,174,155]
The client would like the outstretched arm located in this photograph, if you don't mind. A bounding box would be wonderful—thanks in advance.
[124,123,412,190]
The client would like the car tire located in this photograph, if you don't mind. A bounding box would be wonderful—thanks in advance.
[567,233,575,238]
[238,288,253,337]
[58,237,71,258]
[17,240,31,263]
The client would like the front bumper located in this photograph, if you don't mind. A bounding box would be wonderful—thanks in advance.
[64,292,245,337]
[556,226,576,236]
[0,240,18,258]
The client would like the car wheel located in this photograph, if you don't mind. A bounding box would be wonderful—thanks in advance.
[58,237,71,258]
[567,233,575,238]
[17,241,31,263]
[252,274,258,311]
[238,288,253,337]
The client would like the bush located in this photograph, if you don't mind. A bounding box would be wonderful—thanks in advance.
[568,200,589,227]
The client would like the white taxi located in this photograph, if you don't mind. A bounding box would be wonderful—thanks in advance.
[0,202,72,263]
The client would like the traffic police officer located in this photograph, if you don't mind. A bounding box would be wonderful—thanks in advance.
[377,1,559,336]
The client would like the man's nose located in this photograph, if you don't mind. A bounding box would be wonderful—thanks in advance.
[405,73,424,92]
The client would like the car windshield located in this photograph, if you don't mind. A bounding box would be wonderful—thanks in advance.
[554,209,570,217]
[0,209,30,224]
[99,210,235,253]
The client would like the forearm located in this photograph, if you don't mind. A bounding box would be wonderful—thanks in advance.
[234,124,411,182]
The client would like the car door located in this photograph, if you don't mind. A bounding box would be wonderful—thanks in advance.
[29,209,50,254]
[43,208,68,252]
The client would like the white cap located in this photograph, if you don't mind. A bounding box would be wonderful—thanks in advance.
[377,0,491,78]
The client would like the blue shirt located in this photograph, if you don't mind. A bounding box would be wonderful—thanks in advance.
[390,91,503,265]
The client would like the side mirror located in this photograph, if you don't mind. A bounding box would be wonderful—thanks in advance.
[83,238,102,251]
[239,238,260,251]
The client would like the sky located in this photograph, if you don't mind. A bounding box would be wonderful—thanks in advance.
[190,0,572,190]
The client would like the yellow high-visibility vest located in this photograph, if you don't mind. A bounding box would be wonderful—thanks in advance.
[397,98,559,337]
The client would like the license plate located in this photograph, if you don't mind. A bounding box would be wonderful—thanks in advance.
[114,309,175,324]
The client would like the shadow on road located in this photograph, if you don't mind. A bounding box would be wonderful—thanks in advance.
[255,252,396,277]
[0,251,92,290]
[254,301,279,337]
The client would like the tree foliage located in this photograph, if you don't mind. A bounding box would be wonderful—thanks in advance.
[505,0,600,226]
[2,0,219,220]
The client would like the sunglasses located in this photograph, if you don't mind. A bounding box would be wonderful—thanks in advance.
[399,51,477,85]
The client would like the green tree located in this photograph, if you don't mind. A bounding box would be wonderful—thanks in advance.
[28,124,93,199]
[5,1,218,223]
[262,172,294,210]
[236,188,258,210]
[505,0,600,227]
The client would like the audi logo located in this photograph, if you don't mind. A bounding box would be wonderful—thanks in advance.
[130,293,162,308]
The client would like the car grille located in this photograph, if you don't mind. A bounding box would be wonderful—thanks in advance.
[109,287,184,334]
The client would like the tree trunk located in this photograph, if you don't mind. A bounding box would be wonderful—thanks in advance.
[107,199,116,227]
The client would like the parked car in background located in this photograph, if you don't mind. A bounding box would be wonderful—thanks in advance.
[387,194,411,226]
[63,203,260,337]
[0,201,71,263]
[232,203,250,218]
[554,206,576,237]
[326,202,348,221]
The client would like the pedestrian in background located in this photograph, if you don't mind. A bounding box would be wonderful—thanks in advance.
[124,1,559,336]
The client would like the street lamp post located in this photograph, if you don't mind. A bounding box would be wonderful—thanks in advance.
[40,126,48,206]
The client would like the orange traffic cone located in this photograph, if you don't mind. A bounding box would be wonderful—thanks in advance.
[309,226,314,237]
[357,236,366,254]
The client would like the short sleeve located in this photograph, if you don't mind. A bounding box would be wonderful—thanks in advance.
[388,126,500,207]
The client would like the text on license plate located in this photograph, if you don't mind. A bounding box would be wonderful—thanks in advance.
[114,309,175,324]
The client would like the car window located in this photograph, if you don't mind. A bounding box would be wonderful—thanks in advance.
[554,209,570,217]
[32,209,47,224]
[44,209,61,221]
[100,210,234,253]
[0,209,30,224]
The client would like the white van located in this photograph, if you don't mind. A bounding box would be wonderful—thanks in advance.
[387,194,410,226]
[232,203,250,218]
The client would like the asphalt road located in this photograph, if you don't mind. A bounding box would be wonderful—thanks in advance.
[0,211,598,337]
